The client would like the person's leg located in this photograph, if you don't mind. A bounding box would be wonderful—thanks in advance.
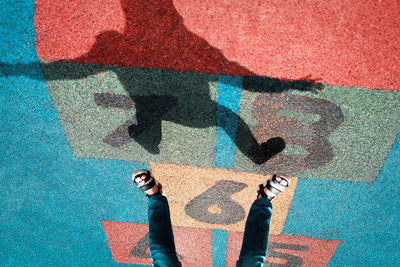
[236,197,272,267]
[132,170,181,267]
[148,195,181,267]
[236,174,290,267]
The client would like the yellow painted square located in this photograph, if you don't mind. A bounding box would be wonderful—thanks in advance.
[150,163,298,234]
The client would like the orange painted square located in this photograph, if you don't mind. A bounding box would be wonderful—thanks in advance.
[150,163,297,234]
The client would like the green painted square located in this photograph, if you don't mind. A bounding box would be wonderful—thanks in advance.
[41,62,218,168]
[234,85,400,182]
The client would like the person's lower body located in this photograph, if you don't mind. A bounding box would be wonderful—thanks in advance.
[132,170,289,267]
[148,195,270,267]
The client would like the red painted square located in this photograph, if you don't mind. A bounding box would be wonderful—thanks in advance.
[102,221,151,265]
[226,231,341,266]
[35,0,400,89]
[102,220,213,266]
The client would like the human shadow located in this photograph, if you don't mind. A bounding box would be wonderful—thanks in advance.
[0,0,323,165]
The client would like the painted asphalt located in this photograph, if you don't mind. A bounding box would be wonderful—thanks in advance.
[1,1,400,266]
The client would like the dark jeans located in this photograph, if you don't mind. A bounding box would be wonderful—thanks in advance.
[147,195,272,267]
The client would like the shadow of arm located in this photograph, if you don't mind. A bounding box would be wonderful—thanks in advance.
[1,60,105,81]
[242,75,324,93]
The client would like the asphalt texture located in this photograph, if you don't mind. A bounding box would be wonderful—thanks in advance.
[1,0,400,266]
